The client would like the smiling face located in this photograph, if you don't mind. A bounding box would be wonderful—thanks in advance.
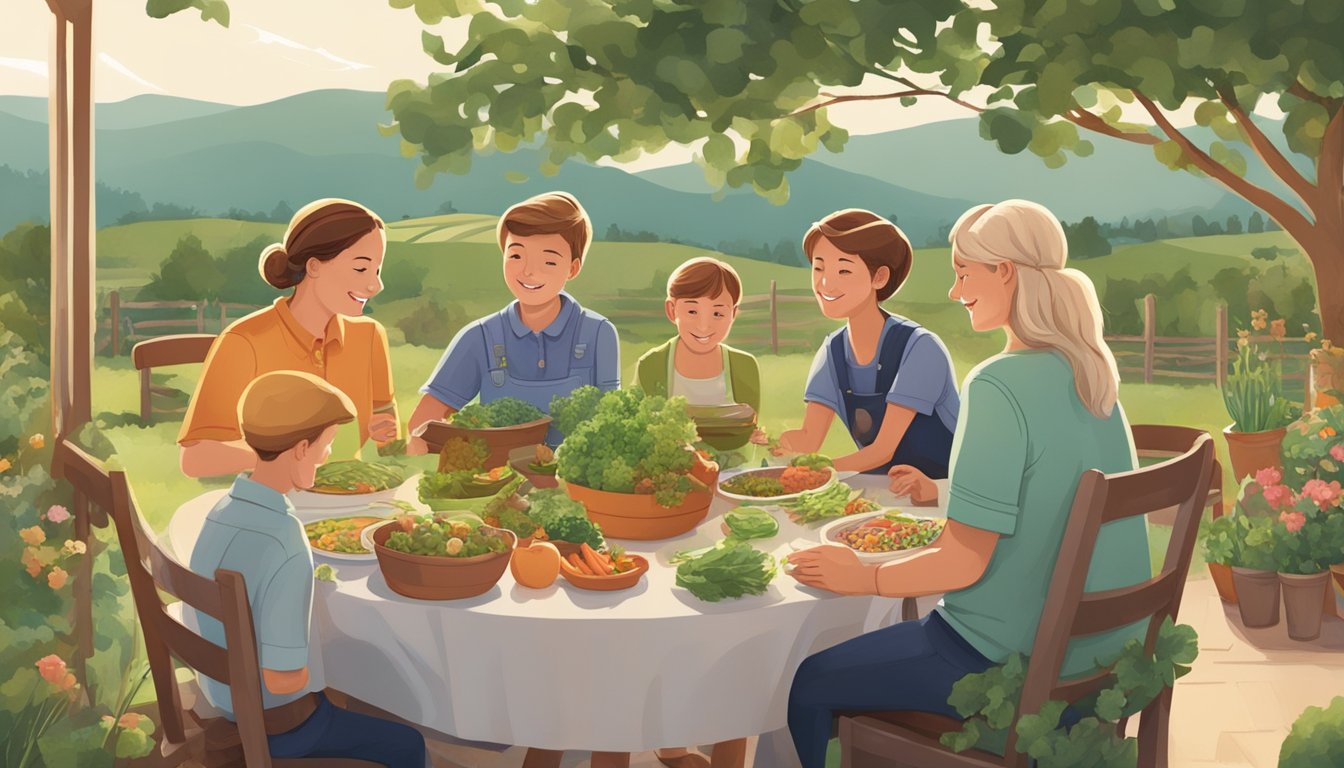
[949,254,1016,333]
[503,233,581,307]
[665,290,739,353]
[305,228,385,316]
[810,237,890,320]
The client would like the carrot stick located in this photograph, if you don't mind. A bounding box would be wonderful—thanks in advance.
[568,553,592,576]
[580,543,609,576]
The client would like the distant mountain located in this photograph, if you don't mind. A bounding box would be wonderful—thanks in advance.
[0,90,977,250]
[0,94,244,130]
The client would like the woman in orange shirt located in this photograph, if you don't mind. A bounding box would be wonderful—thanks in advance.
[178,199,399,478]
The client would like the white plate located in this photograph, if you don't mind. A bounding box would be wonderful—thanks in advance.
[716,466,839,505]
[303,513,390,562]
[817,511,945,563]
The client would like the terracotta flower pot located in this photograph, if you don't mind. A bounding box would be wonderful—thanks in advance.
[1280,571,1330,641]
[1207,562,1239,604]
[1231,567,1280,628]
[1222,425,1287,482]
[564,478,716,540]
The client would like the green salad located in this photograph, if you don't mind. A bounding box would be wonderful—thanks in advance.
[675,539,778,602]
[723,507,779,541]
[384,518,511,558]
[527,489,605,549]
[452,397,545,429]
[312,460,406,494]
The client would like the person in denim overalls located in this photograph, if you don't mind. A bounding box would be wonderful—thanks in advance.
[407,192,619,453]
[777,210,959,480]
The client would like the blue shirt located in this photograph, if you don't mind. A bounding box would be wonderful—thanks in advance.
[421,292,620,410]
[186,475,313,718]
[803,316,960,433]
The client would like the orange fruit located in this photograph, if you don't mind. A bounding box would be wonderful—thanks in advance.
[510,541,561,589]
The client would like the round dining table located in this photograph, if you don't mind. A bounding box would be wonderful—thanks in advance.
[167,471,950,767]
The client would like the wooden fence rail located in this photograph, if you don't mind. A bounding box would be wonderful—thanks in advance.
[103,291,263,355]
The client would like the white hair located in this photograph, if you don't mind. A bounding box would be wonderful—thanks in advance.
[950,200,1120,419]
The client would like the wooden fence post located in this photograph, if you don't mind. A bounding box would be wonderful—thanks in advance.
[109,290,120,357]
[1143,293,1156,384]
[1215,304,1227,388]
[769,280,779,355]
[219,300,227,332]
[195,302,205,333]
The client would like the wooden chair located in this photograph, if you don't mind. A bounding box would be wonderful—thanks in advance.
[131,334,216,424]
[55,439,376,768]
[1131,424,1225,519]
[838,433,1216,768]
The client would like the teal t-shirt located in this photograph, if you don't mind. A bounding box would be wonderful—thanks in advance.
[936,350,1150,679]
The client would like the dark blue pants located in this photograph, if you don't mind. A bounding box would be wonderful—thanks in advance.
[267,692,427,768]
[787,611,994,768]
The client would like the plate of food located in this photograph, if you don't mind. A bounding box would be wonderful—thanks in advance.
[717,454,838,504]
[292,460,409,514]
[304,515,388,561]
[818,510,947,562]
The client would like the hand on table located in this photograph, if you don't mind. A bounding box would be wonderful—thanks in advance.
[406,436,430,456]
[888,465,938,505]
[369,413,399,443]
[771,429,806,457]
[785,545,876,595]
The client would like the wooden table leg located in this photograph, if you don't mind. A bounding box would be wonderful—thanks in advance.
[590,752,631,768]
[522,748,564,768]
[710,738,747,768]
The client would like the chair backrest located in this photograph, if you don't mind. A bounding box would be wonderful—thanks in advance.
[68,441,276,768]
[1003,432,1216,762]
[1131,424,1224,512]
[131,334,216,423]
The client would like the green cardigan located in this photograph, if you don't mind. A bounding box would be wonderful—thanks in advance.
[634,339,761,449]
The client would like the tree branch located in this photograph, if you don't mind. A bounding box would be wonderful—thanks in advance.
[785,89,960,119]
[1217,85,1318,213]
[1316,106,1344,226]
[1289,81,1334,110]
[1064,108,1160,146]
[1133,91,1316,240]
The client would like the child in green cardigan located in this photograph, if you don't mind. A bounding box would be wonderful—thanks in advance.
[634,257,763,451]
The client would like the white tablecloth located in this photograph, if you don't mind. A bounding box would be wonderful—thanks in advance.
[167,472,949,763]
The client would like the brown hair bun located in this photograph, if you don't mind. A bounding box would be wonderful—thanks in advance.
[257,199,385,292]
[260,243,300,289]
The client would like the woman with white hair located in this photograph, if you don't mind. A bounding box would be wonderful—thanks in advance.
[784,200,1151,768]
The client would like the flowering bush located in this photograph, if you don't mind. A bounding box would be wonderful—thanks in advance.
[0,318,152,766]
[1237,466,1344,575]
[1282,403,1344,488]
[1223,311,1297,432]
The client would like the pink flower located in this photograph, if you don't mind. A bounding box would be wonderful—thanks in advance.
[1279,510,1307,533]
[45,505,70,524]
[35,655,67,686]
[1261,484,1295,509]
[1254,467,1283,487]
[1331,444,1344,463]
[1301,479,1343,510]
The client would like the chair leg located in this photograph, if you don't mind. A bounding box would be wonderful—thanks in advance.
[1137,686,1172,768]
[901,597,919,622]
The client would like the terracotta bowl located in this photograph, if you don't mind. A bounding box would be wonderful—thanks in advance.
[415,417,553,470]
[563,476,717,540]
[372,524,516,600]
[510,457,559,489]
[559,555,650,591]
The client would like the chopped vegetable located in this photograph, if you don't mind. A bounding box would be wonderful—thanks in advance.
[786,483,879,524]
[438,437,489,473]
[418,466,516,506]
[304,516,383,554]
[778,465,831,494]
[723,507,779,541]
[452,398,545,429]
[839,514,945,553]
[675,539,778,602]
[313,563,337,582]
[311,460,406,494]
[790,453,833,471]
[384,519,511,558]
[720,473,786,497]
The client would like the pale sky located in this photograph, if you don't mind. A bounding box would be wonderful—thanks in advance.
[1,0,1274,171]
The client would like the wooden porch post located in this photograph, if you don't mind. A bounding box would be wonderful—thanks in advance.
[48,2,72,438]
[70,0,95,428]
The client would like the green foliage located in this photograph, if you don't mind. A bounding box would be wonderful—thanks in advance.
[548,384,605,437]
[452,397,545,428]
[942,619,1198,768]
[1063,217,1111,260]
[138,235,225,302]
[0,223,51,360]
[526,489,605,548]
[1223,340,1296,433]
[1281,404,1344,487]
[674,539,778,602]
[145,0,229,27]
[395,297,469,348]
[1280,696,1344,768]
[554,388,701,506]
[215,236,284,305]
[1200,512,1242,566]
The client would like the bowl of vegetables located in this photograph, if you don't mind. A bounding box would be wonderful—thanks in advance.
[371,515,516,600]
[553,387,719,540]
[417,465,519,514]
[510,444,559,489]
[717,454,837,504]
[526,489,605,558]
[413,397,552,469]
[557,543,649,591]
[819,511,946,562]
[292,460,409,513]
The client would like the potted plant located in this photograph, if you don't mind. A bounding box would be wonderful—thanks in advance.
[1274,507,1336,642]
[1228,513,1281,628]
[1222,310,1297,481]
[1279,404,1344,616]
[552,387,719,540]
[1201,513,1241,603]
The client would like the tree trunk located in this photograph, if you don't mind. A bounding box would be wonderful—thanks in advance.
[1302,224,1344,345]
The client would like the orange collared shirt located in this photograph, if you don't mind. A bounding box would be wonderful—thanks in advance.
[178,297,397,447]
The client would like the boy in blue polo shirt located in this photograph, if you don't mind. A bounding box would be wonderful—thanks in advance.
[407,192,620,452]
[187,371,426,767]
